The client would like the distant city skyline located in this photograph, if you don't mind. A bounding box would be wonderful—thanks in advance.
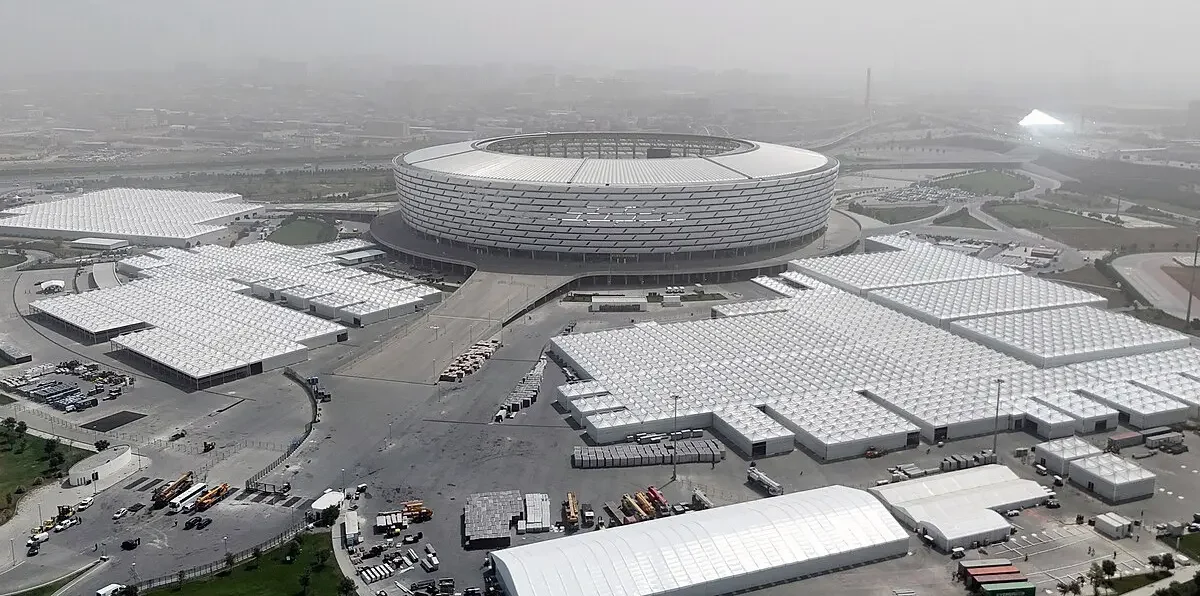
[3,0,1199,102]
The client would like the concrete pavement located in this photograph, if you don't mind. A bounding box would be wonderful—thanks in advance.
[1112,252,1200,320]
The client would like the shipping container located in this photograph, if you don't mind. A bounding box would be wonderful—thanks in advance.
[974,574,1027,586]
[968,566,1022,578]
[1138,426,1172,438]
[1106,431,1144,450]
[958,559,1013,574]
[981,581,1037,596]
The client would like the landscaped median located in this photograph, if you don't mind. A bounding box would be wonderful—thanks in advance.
[0,417,90,527]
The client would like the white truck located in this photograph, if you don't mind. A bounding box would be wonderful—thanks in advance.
[747,465,783,496]
[96,584,126,596]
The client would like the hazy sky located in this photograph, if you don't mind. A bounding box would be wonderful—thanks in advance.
[4,0,1198,94]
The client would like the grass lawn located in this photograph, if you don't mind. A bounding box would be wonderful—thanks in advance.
[145,533,346,596]
[933,170,1033,197]
[0,430,90,526]
[853,205,943,224]
[931,207,994,229]
[983,203,1115,229]
[8,568,91,596]
[266,218,338,246]
[1179,532,1200,561]
[1109,572,1164,594]
[0,253,26,268]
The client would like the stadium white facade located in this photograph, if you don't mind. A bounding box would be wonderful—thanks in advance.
[490,485,909,596]
[550,235,1200,458]
[389,132,838,260]
[29,239,439,388]
[0,188,261,247]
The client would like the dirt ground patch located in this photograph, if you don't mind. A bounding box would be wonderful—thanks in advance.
[1044,266,1131,308]
[1039,226,1195,251]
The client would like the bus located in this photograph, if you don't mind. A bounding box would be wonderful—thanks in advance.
[169,483,207,512]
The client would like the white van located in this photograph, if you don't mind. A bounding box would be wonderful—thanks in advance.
[26,532,49,547]
[97,584,127,596]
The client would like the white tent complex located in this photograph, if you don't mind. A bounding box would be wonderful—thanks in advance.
[1067,453,1156,503]
[869,465,1053,551]
[489,485,909,596]
[549,236,1200,458]
[1031,436,1102,475]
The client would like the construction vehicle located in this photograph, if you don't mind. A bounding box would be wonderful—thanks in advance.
[170,429,187,441]
[621,493,649,521]
[864,446,884,459]
[691,488,714,510]
[603,501,623,526]
[153,471,194,506]
[580,504,596,527]
[563,492,580,529]
[195,483,231,511]
[747,464,783,496]
[647,486,671,516]
[634,492,658,518]
[202,441,216,453]
[55,505,76,522]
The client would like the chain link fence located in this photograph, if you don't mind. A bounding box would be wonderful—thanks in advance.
[131,522,311,592]
[244,367,317,490]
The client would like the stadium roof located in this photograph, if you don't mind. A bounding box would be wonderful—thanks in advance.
[0,188,258,241]
[490,485,908,596]
[400,136,831,186]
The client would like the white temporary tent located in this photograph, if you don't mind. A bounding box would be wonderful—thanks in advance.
[491,485,909,596]
[1067,453,1156,503]
[1032,436,1103,476]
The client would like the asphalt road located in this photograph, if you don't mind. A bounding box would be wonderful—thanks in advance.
[1112,252,1200,320]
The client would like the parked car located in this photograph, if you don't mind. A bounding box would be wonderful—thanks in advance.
[112,508,127,520]
[53,518,79,532]
[26,545,39,557]
[197,517,213,529]
[78,497,94,510]
[184,516,202,530]
[120,538,140,550]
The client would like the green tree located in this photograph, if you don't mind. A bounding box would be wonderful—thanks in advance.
[47,450,65,470]
[312,548,330,569]
[1101,559,1117,579]
[299,570,312,596]
[320,504,339,527]
[338,577,358,595]
[1086,562,1106,596]
[1,417,14,432]
[1162,553,1176,571]
[43,437,59,457]
[14,421,25,434]
[95,440,110,451]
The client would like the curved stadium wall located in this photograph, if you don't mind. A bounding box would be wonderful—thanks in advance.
[390,132,838,262]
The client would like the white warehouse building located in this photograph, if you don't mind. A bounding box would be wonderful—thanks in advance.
[870,465,1054,551]
[1067,453,1156,503]
[489,485,909,596]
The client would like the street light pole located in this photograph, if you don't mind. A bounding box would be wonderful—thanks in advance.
[1185,235,1200,330]
[223,536,229,555]
[671,395,680,482]
[341,468,346,492]
[993,379,1004,455]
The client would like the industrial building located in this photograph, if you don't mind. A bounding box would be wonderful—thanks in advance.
[386,132,838,261]
[1031,436,1103,475]
[870,465,1053,551]
[1067,453,1156,503]
[489,485,909,596]
[29,240,438,388]
[550,235,1200,457]
[0,188,261,247]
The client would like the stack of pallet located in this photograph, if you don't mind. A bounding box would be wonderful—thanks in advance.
[572,440,726,469]
[439,339,501,382]
[519,493,552,534]
[463,490,522,547]
[501,357,546,413]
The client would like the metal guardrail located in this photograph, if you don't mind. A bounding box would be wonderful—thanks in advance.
[131,522,310,591]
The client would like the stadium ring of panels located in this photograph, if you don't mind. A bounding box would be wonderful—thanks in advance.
[382,132,839,262]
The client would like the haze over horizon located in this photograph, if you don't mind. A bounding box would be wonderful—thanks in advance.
[2,0,1199,101]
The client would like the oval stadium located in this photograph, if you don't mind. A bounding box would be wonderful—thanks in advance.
[374,132,842,271]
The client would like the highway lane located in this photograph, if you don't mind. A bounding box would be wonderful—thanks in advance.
[1112,252,1200,321]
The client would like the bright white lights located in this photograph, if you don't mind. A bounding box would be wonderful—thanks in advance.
[1019,109,1065,127]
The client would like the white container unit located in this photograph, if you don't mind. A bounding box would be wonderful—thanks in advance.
[1131,373,1200,419]
[950,307,1192,368]
[1029,392,1119,434]
[1011,398,1076,439]
[1076,382,1191,429]
[1032,436,1103,476]
[789,247,1020,296]
[1067,453,1156,503]
[1094,512,1134,539]
[765,392,918,461]
[711,406,794,457]
[867,275,1107,329]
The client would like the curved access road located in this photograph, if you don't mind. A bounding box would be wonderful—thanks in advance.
[1111,252,1200,320]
